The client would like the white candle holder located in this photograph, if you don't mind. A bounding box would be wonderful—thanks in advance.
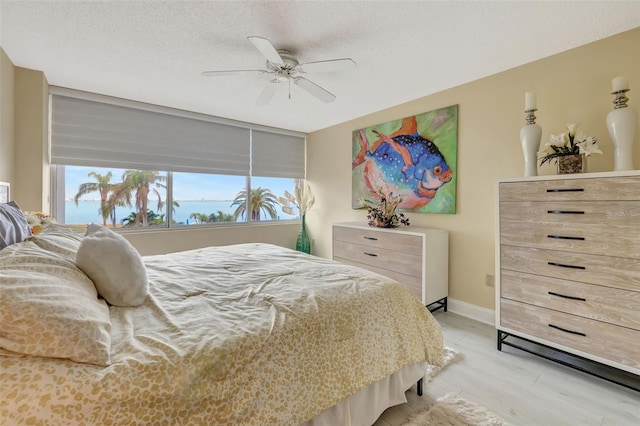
[520,109,541,177]
[606,88,637,171]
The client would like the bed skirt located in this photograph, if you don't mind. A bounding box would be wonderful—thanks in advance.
[302,361,426,426]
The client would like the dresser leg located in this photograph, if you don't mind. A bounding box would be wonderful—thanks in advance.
[416,378,423,396]
[426,297,448,313]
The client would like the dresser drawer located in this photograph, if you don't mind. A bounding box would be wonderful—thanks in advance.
[333,240,422,277]
[500,201,640,226]
[500,299,640,369]
[334,256,422,301]
[501,246,640,292]
[333,225,422,254]
[501,269,640,330]
[499,177,640,201]
[500,220,640,258]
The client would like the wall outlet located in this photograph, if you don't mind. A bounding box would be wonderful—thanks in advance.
[485,274,495,287]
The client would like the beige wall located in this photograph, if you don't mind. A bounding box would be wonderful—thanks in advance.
[0,48,15,185]
[306,28,640,310]
[124,222,300,256]
[13,66,50,211]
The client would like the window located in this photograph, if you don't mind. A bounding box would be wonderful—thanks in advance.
[172,172,244,225]
[50,87,306,230]
[58,167,298,229]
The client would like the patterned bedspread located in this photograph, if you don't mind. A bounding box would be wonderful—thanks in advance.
[1,243,443,425]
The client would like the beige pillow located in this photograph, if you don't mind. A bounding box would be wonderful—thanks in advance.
[76,224,149,307]
[28,223,83,261]
[0,241,112,366]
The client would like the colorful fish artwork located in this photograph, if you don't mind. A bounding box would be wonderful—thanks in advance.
[352,105,458,214]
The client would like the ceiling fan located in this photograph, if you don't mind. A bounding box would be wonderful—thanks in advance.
[202,36,356,106]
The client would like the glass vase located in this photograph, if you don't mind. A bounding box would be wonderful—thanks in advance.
[296,214,311,254]
[557,154,586,174]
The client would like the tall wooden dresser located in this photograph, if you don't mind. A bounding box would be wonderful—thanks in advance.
[332,222,448,311]
[496,172,640,381]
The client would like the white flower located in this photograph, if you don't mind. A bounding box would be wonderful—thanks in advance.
[575,135,602,157]
[567,123,580,138]
[538,123,601,166]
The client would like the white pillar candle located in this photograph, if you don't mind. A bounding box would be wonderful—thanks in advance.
[612,76,629,92]
[525,92,536,110]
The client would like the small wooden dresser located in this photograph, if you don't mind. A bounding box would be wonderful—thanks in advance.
[332,222,449,311]
[496,172,640,378]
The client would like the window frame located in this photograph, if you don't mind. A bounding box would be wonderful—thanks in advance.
[52,167,301,231]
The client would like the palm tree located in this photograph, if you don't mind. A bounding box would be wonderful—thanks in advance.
[106,183,133,228]
[231,187,279,221]
[209,210,234,222]
[121,170,166,226]
[73,171,115,226]
[189,212,210,224]
[121,209,164,227]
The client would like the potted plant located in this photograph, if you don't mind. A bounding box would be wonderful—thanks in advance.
[279,179,315,254]
[365,188,410,228]
[538,123,601,174]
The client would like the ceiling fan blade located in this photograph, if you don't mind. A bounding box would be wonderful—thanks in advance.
[298,58,356,74]
[202,69,268,76]
[293,77,336,103]
[247,36,283,64]
[256,82,280,106]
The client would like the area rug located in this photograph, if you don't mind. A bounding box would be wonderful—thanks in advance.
[424,346,463,382]
[401,392,510,426]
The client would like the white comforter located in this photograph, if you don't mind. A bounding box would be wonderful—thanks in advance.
[1,243,443,425]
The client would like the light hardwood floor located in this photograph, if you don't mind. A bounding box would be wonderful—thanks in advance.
[374,312,640,426]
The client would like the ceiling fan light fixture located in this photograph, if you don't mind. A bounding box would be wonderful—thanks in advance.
[204,36,354,105]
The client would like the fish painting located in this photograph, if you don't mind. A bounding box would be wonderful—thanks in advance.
[352,105,457,213]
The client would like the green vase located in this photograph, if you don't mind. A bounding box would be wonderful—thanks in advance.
[296,214,311,254]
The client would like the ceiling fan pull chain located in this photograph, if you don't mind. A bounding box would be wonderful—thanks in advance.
[288,78,292,99]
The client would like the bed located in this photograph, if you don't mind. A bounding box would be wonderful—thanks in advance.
[0,207,443,425]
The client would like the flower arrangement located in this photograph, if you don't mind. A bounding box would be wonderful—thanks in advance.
[538,123,602,166]
[365,188,410,228]
[24,211,55,235]
[279,179,315,217]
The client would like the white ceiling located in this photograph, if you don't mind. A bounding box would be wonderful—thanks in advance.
[1,1,639,133]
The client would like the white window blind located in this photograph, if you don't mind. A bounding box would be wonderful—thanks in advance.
[251,130,306,178]
[50,93,251,176]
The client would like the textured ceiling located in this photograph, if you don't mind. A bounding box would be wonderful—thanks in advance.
[1,1,639,133]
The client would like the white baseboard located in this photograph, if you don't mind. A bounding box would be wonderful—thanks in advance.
[446,298,495,326]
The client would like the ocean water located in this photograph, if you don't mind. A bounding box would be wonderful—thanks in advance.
[64,200,295,225]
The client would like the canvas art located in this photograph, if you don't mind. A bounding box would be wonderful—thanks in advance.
[0,182,9,203]
[352,105,458,214]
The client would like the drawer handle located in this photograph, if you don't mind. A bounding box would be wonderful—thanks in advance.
[363,236,378,241]
[549,324,586,337]
[546,188,585,193]
[363,252,378,257]
[548,291,586,302]
[547,210,585,215]
[547,262,586,270]
[547,234,585,241]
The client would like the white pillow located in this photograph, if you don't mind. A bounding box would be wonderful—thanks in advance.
[0,241,112,366]
[76,224,149,307]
